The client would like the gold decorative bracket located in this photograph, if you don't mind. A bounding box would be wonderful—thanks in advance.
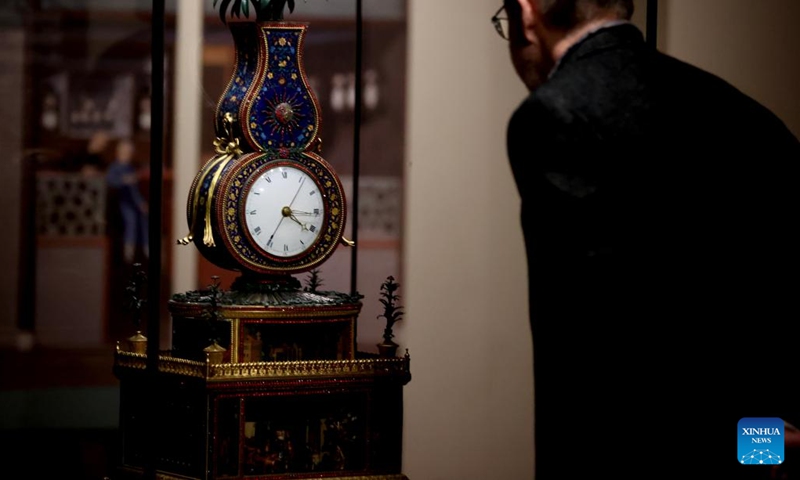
[177,112,243,247]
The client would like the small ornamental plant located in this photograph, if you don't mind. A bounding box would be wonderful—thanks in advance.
[123,263,148,353]
[199,275,226,346]
[304,268,324,293]
[124,263,148,332]
[377,275,404,356]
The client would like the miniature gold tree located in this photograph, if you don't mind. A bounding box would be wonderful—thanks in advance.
[376,275,404,357]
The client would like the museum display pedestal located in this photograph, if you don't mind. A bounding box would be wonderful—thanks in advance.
[113,277,410,479]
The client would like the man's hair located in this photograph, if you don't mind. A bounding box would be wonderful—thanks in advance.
[538,0,634,29]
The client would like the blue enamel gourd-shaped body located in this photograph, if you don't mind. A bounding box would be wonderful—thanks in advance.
[241,23,320,153]
[214,22,320,153]
[184,22,343,276]
[215,22,260,150]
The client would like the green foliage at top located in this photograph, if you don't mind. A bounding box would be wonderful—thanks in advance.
[212,0,296,24]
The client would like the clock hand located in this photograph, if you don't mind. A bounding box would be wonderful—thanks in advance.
[289,214,309,231]
[287,176,306,208]
[280,206,309,231]
[267,213,287,245]
[264,179,310,248]
[289,209,320,216]
[265,177,307,245]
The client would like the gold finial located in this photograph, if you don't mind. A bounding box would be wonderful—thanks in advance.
[204,341,227,365]
[126,331,147,355]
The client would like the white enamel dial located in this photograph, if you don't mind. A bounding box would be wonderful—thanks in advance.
[244,164,325,258]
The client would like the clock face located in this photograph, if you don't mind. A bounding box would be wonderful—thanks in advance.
[204,152,345,275]
[244,164,325,258]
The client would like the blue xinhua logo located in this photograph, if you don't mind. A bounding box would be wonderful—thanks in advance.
[739,417,784,465]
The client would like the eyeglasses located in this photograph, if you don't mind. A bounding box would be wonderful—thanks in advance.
[491,5,509,40]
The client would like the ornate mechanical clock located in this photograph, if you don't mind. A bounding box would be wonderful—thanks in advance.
[179,21,350,279]
[113,4,411,479]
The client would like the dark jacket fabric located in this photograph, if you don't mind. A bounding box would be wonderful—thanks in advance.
[507,22,799,478]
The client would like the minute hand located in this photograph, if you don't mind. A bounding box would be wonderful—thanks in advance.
[287,176,306,208]
[267,177,305,241]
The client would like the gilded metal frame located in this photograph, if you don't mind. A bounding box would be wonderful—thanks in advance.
[114,345,411,383]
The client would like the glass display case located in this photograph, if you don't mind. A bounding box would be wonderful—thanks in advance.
[0,1,408,478]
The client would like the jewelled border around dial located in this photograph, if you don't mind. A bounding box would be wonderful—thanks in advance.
[218,151,345,274]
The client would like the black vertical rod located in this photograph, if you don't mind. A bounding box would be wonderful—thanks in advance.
[18,152,37,336]
[349,0,363,296]
[646,0,658,48]
[18,4,43,342]
[146,0,165,478]
[148,1,165,367]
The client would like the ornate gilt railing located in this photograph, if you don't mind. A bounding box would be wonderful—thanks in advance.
[114,344,411,383]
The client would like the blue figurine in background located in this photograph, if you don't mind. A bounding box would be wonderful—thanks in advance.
[106,138,148,263]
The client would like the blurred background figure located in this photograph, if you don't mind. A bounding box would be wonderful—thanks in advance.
[81,130,110,174]
[106,138,148,263]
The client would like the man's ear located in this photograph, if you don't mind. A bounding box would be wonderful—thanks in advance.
[515,0,540,44]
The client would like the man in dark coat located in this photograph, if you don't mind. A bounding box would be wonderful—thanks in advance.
[498,0,800,478]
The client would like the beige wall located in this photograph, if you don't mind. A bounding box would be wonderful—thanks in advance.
[170,0,203,298]
[402,0,533,478]
[659,0,800,137]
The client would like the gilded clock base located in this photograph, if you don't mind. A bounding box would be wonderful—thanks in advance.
[115,467,410,480]
[113,348,410,480]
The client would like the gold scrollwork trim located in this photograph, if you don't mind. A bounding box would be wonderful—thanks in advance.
[115,346,410,383]
[208,357,410,382]
[114,347,206,379]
